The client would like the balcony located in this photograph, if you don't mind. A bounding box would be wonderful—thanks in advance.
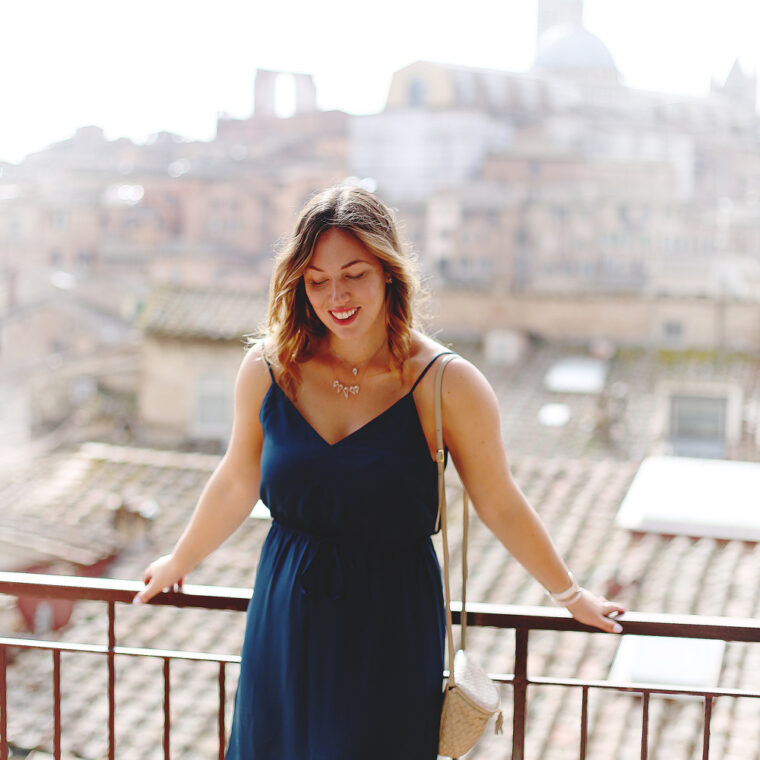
[3,572,760,760]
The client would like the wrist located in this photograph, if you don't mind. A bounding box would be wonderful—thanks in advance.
[545,572,583,606]
[169,550,194,578]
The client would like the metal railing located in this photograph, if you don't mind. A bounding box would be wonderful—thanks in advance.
[2,571,760,760]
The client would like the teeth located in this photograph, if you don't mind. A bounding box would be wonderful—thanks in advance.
[332,308,358,320]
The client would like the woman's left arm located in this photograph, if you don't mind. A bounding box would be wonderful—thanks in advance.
[440,357,625,633]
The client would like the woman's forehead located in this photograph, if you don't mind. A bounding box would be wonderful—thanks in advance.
[308,228,379,270]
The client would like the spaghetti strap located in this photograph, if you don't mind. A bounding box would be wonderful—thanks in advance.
[410,351,455,393]
[263,355,275,382]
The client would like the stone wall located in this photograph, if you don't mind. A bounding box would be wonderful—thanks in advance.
[433,289,760,350]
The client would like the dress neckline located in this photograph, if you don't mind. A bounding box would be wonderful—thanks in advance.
[268,379,421,449]
[262,351,453,456]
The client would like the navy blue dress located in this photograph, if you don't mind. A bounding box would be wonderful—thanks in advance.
[225,354,450,760]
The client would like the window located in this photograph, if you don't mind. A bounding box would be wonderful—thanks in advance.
[192,373,233,441]
[76,250,94,270]
[544,357,609,394]
[663,321,682,342]
[408,78,426,107]
[668,394,727,458]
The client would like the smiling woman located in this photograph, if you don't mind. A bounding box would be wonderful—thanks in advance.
[135,184,624,760]
[264,187,419,400]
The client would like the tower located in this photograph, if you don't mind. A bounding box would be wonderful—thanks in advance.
[537,0,584,41]
[714,59,757,111]
[293,74,317,114]
[254,70,278,117]
[254,69,318,117]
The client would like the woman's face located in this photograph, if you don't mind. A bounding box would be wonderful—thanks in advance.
[304,227,388,341]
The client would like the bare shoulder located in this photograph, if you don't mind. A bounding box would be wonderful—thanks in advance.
[235,341,273,411]
[434,354,503,458]
[440,353,494,401]
[409,331,491,399]
[407,331,455,374]
[414,336,500,431]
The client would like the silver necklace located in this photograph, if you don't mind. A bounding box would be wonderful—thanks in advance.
[328,341,387,399]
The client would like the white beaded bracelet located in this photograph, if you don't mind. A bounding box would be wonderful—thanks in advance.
[556,587,584,606]
[546,573,584,606]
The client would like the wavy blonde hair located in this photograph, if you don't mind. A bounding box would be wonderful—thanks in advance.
[246,185,422,396]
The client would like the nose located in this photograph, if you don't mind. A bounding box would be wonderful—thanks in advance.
[331,279,349,303]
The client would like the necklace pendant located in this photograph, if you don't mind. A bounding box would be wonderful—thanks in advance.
[352,367,358,376]
[334,379,360,399]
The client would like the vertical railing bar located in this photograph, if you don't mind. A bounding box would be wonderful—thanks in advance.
[579,685,589,760]
[108,601,116,760]
[218,662,226,760]
[512,628,529,760]
[53,650,61,760]
[1,645,7,760]
[702,696,713,760]
[640,691,650,760]
[163,657,171,760]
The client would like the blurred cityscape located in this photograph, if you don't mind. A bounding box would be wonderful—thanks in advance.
[3,0,760,758]
[2,0,760,460]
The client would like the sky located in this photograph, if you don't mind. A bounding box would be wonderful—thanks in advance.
[1,0,759,165]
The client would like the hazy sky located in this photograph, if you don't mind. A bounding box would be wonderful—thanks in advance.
[2,0,758,164]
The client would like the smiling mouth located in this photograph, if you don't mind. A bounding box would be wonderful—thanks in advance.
[330,307,359,323]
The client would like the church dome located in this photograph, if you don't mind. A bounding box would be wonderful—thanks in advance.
[533,23,619,81]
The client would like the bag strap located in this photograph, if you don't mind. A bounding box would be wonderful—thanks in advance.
[434,353,469,683]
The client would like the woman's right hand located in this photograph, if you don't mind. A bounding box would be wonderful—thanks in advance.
[132,554,185,605]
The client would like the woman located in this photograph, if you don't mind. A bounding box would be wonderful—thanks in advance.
[134,185,625,759]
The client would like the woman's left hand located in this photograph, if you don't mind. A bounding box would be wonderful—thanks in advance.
[565,588,625,633]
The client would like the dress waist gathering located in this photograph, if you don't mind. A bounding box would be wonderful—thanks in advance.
[268,517,436,601]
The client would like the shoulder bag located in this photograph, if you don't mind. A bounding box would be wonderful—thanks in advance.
[434,354,504,758]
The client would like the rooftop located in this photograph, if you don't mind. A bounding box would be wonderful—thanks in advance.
[134,284,268,342]
[3,342,760,758]
[616,455,760,541]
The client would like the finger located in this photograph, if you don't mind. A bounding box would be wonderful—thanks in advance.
[601,615,623,633]
[133,578,159,605]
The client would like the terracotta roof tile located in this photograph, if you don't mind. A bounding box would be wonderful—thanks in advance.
[134,284,268,341]
[5,344,760,758]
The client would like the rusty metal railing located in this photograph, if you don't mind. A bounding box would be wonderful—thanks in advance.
[0,572,248,760]
[2,571,760,760]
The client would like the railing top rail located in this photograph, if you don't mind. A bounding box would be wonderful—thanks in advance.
[463,602,760,641]
[3,571,760,641]
[0,570,251,611]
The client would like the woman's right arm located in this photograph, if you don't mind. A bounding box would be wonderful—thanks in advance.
[133,344,271,604]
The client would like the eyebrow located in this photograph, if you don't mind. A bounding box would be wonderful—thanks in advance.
[306,259,369,272]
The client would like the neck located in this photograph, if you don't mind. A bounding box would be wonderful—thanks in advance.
[326,330,389,369]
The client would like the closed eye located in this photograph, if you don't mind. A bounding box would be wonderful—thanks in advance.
[346,272,366,281]
[307,279,328,288]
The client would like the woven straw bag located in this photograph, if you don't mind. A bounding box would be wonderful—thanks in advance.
[434,355,504,758]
